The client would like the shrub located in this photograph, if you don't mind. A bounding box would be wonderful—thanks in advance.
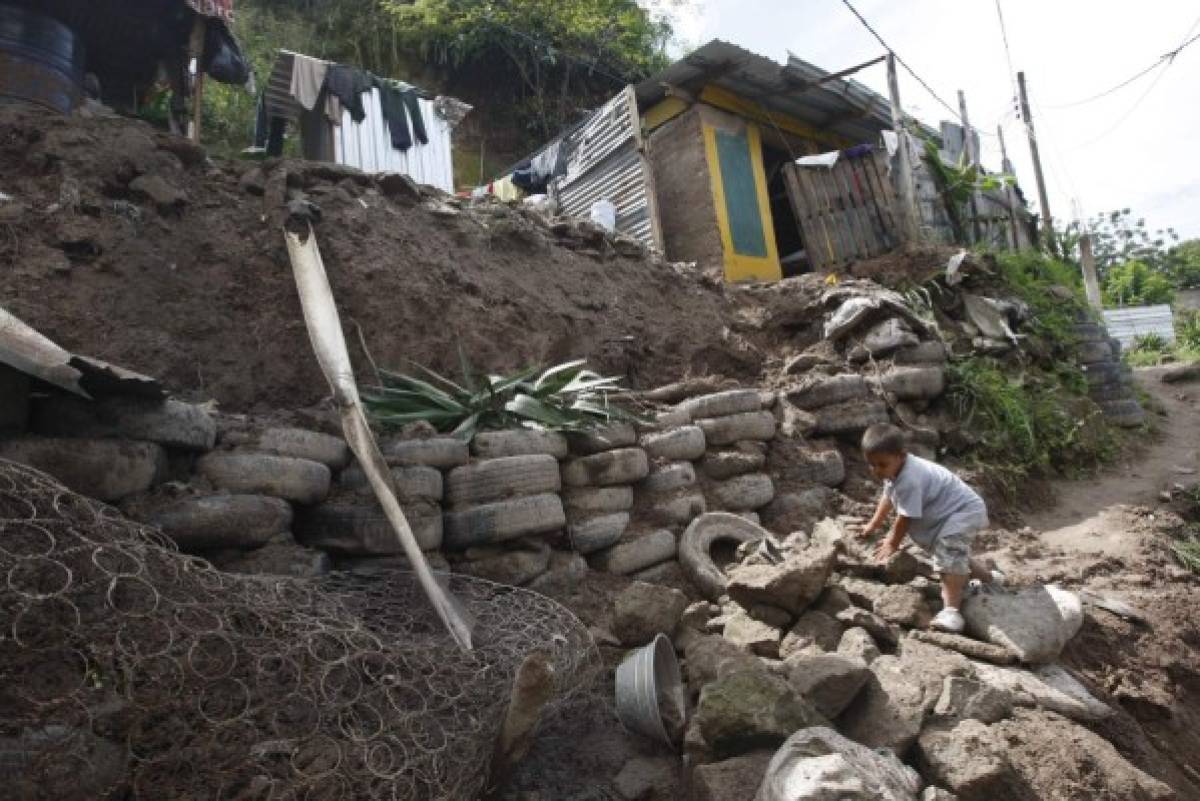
[1102,260,1175,307]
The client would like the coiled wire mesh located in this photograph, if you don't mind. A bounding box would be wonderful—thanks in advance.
[0,459,600,800]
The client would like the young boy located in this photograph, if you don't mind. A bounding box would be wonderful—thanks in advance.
[858,423,998,634]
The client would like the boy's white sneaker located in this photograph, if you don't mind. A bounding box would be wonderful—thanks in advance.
[930,607,965,634]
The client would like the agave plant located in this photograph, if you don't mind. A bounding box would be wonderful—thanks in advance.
[362,357,642,439]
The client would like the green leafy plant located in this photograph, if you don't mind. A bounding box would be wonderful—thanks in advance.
[921,140,1015,244]
[363,358,642,439]
[1172,533,1200,573]
[1132,333,1169,352]
[1103,260,1175,307]
[1176,309,1200,350]
[992,250,1086,345]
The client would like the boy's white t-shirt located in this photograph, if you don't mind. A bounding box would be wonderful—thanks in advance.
[884,454,988,546]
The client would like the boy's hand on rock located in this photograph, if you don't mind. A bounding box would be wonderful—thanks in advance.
[857,523,877,539]
[873,539,898,562]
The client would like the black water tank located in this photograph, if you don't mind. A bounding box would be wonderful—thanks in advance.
[0,3,85,113]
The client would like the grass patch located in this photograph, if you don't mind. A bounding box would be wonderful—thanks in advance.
[946,356,1116,491]
[1172,533,1200,573]
[992,250,1089,344]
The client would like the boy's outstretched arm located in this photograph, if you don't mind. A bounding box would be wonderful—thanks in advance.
[874,515,910,562]
[860,495,894,538]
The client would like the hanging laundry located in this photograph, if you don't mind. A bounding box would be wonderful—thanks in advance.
[325,65,371,123]
[400,89,428,145]
[289,53,328,112]
[491,175,525,202]
[378,82,414,151]
[253,92,269,149]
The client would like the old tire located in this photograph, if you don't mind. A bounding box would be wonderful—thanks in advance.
[787,374,868,410]
[256,427,350,469]
[561,447,650,487]
[197,452,331,505]
[563,486,634,515]
[878,366,945,401]
[698,411,777,446]
[813,400,889,436]
[445,454,561,508]
[679,513,769,601]
[709,473,775,511]
[568,512,631,554]
[565,423,637,455]
[443,493,565,548]
[700,448,767,480]
[639,425,706,461]
[339,464,444,502]
[470,429,569,459]
[384,437,469,468]
[294,499,443,553]
[144,494,292,552]
[680,390,762,420]
[640,461,697,495]
[590,529,677,575]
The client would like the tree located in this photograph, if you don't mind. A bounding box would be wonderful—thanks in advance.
[378,0,674,138]
[1102,260,1175,307]
[1058,209,1179,281]
[1168,239,1200,289]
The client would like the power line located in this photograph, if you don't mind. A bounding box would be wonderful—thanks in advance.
[992,0,1020,102]
[1044,22,1200,109]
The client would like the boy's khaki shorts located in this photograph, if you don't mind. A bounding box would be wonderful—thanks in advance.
[923,509,988,575]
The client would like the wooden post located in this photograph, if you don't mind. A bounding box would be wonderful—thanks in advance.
[1017,71,1053,249]
[957,90,981,244]
[886,53,920,243]
[1079,232,1104,310]
[996,124,1022,250]
[191,73,205,144]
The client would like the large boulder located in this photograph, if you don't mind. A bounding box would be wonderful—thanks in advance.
[695,671,827,758]
[727,545,837,616]
[961,585,1083,663]
[787,654,871,719]
[612,581,689,646]
[915,719,1026,801]
[755,727,922,801]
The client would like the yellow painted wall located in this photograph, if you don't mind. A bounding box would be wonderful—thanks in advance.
[702,119,782,282]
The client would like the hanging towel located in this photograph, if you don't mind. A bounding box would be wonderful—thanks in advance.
[289,54,328,112]
[325,65,371,123]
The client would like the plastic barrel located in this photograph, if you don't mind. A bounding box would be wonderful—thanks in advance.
[0,4,84,114]
[614,633,686,746]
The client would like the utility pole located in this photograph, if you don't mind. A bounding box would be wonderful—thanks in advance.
[1017,71,1053,250]
[957,90,981,244]
[996,124,1021,250]
[887,54,921,243]
[1079,232,1104,310]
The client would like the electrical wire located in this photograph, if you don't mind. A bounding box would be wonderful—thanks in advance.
[992,0,1020,105]
[1044,21,1200,109]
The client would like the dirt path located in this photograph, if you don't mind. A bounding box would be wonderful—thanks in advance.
[1019,365,1199,565]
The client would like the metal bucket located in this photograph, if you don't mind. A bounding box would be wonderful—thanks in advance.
[614,633,686,746]
[0,4,85,114]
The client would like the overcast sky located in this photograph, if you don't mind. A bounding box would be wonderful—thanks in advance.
[661,0,1200,242]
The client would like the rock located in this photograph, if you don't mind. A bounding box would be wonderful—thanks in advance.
[470,429,569,459]
[971,662,1112,722]
[640,461,697,494]
[443,493,566,548]
[339,464,443,502]
[238,166,266,195]
[1076,339,1115,364]
[680,600,715,632]
[1099,398,1147,428]
[0,436,165,501]
[32,395,217,451]
[1160,361,1200,383]
[746,604,793,629]
[612,582,689,646]
[527,550,589,590]
[920,789,959,801]
[375,171,422,202]
[839,577,886,610]
[295,499,444,552]
[563,486,634,514]
[787,374,868,410]
[837,627,881,664]
[882,550,922,584]
[681,389,763,420]
[769,442,846,488]
[568,511,630,554]
[218,543,331,578]
[779,610,844,658]
[445,454,561,508]
[613,756,677,800]
[640,425,707,461]
[255,427,350,469]
[787,654,871,719]
[129,173,186,209]
[992,709,1175,801]
[591,529,676,575]
[700,448,768,479]
[773,398,818,440]
[460,539,550,585]
[197,452,331,505]
[916,720,1024,801]
[908,630,1018,665]
[873,585,933,628]
[862,318,920,356]
[680,513,768,600]
[691,751,774,801]
[697,411,777,446]
[141,494,292,551]
[813,400,889,436]
[645,493,708,526]
[932,676,1013,724]
[961,585,1083,663]
[727,544,837,616]
[561,447,650,487]
[876,366,945,401]
[384,436,469,468]
[894,341,948,365]
[756,726,923,801]
[684,634,763,689]
[695,671,826,758]
[708,472,776,512]
[723,610,783,658]
[565,422,637,455]
[835,607,900,646]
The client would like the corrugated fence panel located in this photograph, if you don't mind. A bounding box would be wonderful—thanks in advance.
[332,91,454,192]
[553,86,657,248]
[1102,305,1175,346]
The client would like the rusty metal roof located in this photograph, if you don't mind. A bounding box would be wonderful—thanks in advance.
[634,40,934,145]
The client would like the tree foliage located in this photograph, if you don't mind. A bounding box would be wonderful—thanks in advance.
[1056,208,1179,280]
[1102,259,1175,307]
[1168,239,1200,289]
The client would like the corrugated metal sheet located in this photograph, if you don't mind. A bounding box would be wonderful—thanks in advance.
[554,86,660,249]
[1103,305,1175,347]
[634,40,937,146]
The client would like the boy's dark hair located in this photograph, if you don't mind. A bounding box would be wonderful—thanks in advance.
[861,423,907,455]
